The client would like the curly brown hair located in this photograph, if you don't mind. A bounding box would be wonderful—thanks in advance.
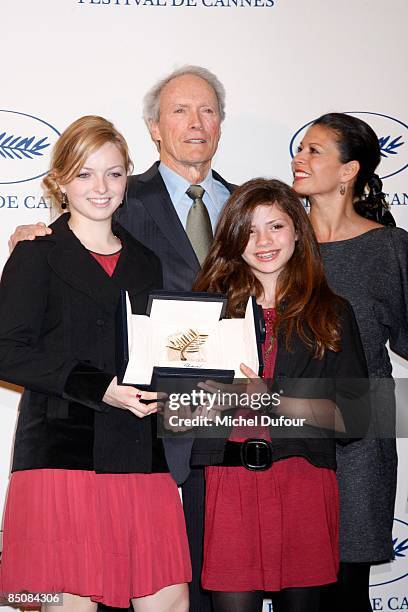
[194,178,343,358]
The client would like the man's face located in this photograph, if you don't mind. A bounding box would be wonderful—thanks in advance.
[150,74,222,178]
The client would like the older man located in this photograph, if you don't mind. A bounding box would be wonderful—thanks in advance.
[118,67,233,612]
[9,65,234,612]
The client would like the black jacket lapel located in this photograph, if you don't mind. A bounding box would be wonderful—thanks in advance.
[212,169,235,194]
[137,164,200,272]
[46,214,122,315]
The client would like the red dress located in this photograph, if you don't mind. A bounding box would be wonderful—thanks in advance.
[202,308,339,592]
[0,251,192,608]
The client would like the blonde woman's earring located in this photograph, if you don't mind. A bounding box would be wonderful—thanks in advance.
[340,184,346,196]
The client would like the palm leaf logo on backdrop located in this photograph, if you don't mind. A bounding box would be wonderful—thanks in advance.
[378,134,404,158]
[393,536,408,558]
[0,133,50,160]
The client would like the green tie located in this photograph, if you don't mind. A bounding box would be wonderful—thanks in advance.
[186,185,213,266]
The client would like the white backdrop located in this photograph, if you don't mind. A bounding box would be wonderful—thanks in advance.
[1,0,408,609]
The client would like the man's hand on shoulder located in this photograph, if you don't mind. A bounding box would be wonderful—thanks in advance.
[9,222,53,253]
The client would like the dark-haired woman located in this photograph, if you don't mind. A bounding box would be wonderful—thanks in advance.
[191,178,369,612]
[292,112,408,612]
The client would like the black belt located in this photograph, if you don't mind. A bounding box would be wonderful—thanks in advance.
[222,439,273,471]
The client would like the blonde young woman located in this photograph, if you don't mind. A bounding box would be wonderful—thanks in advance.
[0,116,191,612]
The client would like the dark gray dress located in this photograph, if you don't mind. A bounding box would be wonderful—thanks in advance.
[320,226,408,563]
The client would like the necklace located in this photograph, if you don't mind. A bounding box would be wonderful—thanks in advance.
[264,333,275,359]
[263,308,276,360]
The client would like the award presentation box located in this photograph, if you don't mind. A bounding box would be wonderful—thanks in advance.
[116,290,265,387]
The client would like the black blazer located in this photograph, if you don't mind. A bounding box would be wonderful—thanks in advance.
[0,213,166,474]
[115,162,234,291]
[191,301,371,471]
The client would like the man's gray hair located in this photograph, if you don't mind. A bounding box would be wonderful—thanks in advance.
[143,65,226,126]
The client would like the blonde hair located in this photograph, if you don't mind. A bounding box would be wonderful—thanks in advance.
[42,115,133,212]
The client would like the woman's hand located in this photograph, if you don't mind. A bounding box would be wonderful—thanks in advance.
[197,362,260,400]
[102,377,161,418]
[239,365,346,431]
[197,363,270,412]
[240,362,262,380]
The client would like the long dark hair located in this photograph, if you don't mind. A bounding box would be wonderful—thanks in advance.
[194,178,343,358]
[313,113,395,226]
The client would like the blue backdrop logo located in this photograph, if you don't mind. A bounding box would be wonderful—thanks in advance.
[0,110,60,185]
[289,112,408,180]
[370,518,408,587]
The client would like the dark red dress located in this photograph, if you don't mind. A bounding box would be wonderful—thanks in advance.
[202,308,339,592]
